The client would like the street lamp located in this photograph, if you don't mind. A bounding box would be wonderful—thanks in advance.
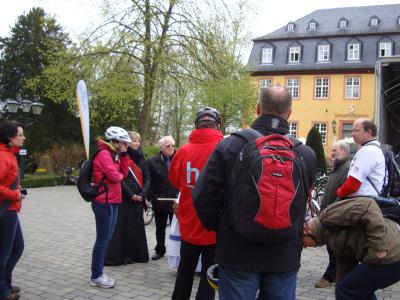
[0,96,45,179]
[332,119,337,143]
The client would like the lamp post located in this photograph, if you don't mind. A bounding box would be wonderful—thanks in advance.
[0,96,45,179]
[332,119,337,144]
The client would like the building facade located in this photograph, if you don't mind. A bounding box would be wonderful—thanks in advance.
[248,4,400,150]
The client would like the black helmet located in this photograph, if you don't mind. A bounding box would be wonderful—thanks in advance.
[195,107,221,127]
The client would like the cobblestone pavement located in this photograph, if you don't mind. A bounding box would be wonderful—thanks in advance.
[11,186,400,299]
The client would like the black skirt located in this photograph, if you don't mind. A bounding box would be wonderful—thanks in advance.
[105,199,149,265]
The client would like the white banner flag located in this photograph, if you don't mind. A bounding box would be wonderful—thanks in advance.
[76,80,90,159]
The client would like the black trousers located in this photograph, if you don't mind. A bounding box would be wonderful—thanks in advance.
[323,246,337,283]
[172,240,215,300]
[154,210,173,255]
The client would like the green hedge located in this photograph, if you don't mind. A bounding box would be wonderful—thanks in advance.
[143,146,160,159]
[20,175,66,188]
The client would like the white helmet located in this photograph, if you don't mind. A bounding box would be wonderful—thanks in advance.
[105,126,131,143]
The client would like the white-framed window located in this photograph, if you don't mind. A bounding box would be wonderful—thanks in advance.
[315,77,329,99]
[339,19,348,28]
[261,48,273,64]
[259,79,272,88]
[286,78,300,99]
[318,45,330,62]
[309,22,316,30]
[289,122,298,138]
[345,77,360,99]
[370,18,379,26]
[288,46,301,63]
[379,42,392,57]
[287,23,295,31]
[347,43,360,61]
[398,16,400,26]
[314,123,327,144]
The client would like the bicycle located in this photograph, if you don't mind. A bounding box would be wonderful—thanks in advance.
[144,198,154,226]
[53,166,79,186]
[306,172,328,217]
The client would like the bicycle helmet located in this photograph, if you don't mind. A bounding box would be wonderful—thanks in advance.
[105,126,131,143]
[195,107,221,127]
[207,264,219,291]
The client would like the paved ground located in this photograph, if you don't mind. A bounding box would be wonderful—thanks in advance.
[11,186,400,299]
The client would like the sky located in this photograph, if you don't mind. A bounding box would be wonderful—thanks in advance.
[0,0,398,50]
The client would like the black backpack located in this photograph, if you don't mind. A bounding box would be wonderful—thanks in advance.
[367,143,400,198]
[228,129,308,244]
[77,150,108,203]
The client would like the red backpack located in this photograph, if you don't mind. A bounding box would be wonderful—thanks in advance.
[229,129,308,244]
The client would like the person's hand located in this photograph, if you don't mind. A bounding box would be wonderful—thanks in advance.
[375,250,387,259]
[173,202,178,214]
[18,191,27,201]
[134,195,143,202]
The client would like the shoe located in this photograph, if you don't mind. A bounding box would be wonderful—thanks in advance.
[151,252,164,260]
[89,274,115,288]
[11,287,20,294]
[1,292,20,300]
[314,278,333,288]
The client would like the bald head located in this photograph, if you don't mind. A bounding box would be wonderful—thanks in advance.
[257,85,292,119]
[351,118,377,145]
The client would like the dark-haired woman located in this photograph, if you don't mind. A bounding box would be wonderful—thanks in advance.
[105,131,150,265]
[0,121,26,300]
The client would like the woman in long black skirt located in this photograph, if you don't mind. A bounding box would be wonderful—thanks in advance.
[105,131,150,265]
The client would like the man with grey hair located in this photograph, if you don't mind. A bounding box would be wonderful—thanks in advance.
[315,140,351,288]
[147,135,178,260]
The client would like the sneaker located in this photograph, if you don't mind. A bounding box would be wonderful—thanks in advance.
[89,274,115,288]
[314,278,332,288]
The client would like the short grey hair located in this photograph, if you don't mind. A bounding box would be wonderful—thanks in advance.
[335,141,350,157]
[158,135,175,148]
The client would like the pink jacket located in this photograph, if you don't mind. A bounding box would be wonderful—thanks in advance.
[92,139,129,204]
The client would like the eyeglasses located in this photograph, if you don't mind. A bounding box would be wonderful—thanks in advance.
[14,134,25,137]
[165,144,174,148]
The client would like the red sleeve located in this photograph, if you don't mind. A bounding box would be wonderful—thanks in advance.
[96,150,124,183]
[0,159,19,202]
[119,155,130,178]
[169,150,182,190]
[337,176,361,199]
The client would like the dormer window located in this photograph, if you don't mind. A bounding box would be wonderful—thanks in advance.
[308,21,317,30]
[287,23,295,32]
[397,16,400,26]
[379,41,392,57]
[339,18,348,28]
[318,44,330,62]
[261,47,273,64]
[370,16,379,26]
[288,46,301,63]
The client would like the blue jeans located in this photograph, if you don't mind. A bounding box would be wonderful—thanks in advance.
[0,211,24,298]
[336,262,400,300]
[219,266,297,300]
[91,203,118,279]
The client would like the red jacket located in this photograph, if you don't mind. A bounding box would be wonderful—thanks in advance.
[169,128,223,245]
[0,143,21,212]
[92,139,129,204]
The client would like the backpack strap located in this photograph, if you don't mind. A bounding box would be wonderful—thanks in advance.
[364,142,388,196]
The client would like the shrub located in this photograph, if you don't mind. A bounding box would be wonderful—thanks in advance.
[142,146,160,159]
[306,127,328,174]
[41,143,85,175]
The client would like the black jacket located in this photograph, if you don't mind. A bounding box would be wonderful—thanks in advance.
[147,151,178,213]
[121,147,151,201]
[193,114,316,272]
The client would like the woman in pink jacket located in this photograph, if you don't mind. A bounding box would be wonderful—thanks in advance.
[89,127,130,289]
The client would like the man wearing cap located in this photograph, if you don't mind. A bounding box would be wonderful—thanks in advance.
[169,107,224,300]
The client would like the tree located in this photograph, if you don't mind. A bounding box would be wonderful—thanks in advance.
[0,7,81,156]
[306,126,327,173]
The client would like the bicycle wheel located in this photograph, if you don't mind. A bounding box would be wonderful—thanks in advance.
[144,207,154,226]
[53,165,67,186]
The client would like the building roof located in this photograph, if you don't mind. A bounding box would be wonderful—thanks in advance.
[254,4,400,41]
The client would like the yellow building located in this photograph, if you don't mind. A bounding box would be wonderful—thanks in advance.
[248,4,400,151]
